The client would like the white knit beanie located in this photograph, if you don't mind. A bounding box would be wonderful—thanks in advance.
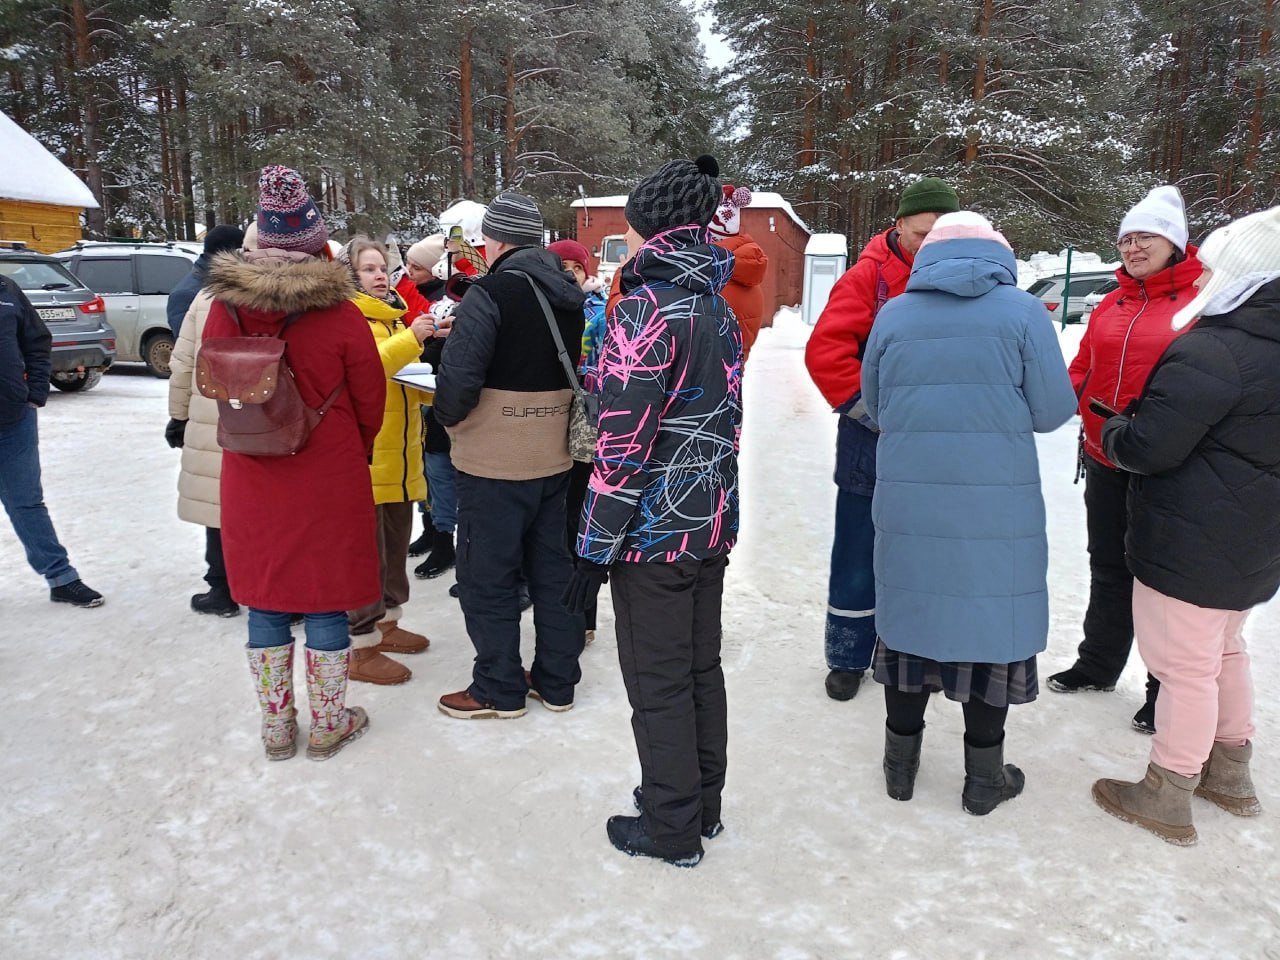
[1117,185,1189,253]
[406,234,446,271]
[1171,205,1280,330]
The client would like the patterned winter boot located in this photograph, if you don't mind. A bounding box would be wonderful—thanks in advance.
[305,647,370,761]
[246,643,298,761]
[1196,742,1262,816]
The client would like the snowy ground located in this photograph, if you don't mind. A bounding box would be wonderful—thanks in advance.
[2,313,1277,960]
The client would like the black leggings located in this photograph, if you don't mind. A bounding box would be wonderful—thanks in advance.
[884,686,1008,748]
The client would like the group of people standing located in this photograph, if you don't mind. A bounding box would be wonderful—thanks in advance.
[7,148,1276,865]
[159,156,746,867]
[807,178,1280,845]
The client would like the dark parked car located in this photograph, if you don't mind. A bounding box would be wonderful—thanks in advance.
[0,242,116,392]
[53,240,200,377]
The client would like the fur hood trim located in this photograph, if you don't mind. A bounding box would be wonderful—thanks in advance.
[204,251,355,313]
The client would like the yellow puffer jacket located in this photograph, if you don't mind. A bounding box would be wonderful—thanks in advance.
[352,290,429,504]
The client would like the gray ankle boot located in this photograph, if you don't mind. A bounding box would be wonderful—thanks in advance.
[961,738,1025,815]
[884,724,924,801]
[1196,742,1261,816]
[1093,762,1200,846]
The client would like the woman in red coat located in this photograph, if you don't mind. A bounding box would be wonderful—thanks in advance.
[1049,185,1202,734]
[203,166,388,762]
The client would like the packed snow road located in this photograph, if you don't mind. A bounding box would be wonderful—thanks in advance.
[1,315,1276,959]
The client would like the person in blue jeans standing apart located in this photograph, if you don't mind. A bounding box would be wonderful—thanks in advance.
[0,276,103,608]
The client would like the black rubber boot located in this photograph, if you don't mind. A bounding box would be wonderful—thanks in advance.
[413,530,456,580]
[825,669,864,701]
[961,738,1025,816]
[883,723,924,801]
[606,815,703,867]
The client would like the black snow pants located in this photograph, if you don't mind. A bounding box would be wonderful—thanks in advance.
[611,555,729,850]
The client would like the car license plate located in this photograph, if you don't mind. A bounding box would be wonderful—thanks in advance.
[38,308,76,321]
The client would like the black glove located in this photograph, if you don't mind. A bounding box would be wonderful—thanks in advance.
[561,559,610,614]
[165,418,188,449]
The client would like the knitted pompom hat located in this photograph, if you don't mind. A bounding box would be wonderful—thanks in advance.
[625,155,722,239]
[709,184,752,238]
[255,165,328,255]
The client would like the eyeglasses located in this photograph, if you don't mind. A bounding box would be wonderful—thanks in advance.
[1118,233,1160,251]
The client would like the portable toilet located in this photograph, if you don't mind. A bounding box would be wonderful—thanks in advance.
[801,233,848,325]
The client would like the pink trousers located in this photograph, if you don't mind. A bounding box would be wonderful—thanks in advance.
[1133,579,1256,778]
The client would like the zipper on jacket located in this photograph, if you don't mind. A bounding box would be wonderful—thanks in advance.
[400,382,411,501]
[1112,283,1150,409]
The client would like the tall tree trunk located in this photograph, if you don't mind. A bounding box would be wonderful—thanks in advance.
[459,27,476,199]
[503,48,518,187]
[799,18,818,205]
[176,77,197,240]
[158,82,176,237]
[1241,0,1274,204]
[964,0,995,165]
[71,0,105,233]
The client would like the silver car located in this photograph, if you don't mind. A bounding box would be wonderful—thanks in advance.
[1026,271,1118,324]
[0,244,117,392]
[54,241,201,377]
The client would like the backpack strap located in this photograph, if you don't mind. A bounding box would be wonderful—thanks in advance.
[873,262,890,318]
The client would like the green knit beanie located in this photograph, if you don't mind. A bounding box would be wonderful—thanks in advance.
[896,177,960,219]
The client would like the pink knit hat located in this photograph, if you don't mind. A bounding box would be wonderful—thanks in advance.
[919,211,1012,251]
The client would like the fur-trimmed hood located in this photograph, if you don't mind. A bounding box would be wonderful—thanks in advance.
[204,250,355,314]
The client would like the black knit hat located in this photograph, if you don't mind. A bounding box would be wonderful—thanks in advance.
[481,192,544,247]
[203,224,245,255]
[625,155,722,239]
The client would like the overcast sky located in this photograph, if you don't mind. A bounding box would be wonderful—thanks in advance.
[683,0,733,69]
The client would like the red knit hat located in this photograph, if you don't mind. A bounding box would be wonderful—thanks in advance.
[548,239,594,275]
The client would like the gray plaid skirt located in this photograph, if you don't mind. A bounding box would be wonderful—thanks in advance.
[872,639,1039,707]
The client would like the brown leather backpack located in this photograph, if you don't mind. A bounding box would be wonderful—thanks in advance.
[195,303,342,456]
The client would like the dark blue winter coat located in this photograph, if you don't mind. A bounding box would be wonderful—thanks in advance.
[861,237,1077,664]
[0,277,52,427]
[167,254,209,336]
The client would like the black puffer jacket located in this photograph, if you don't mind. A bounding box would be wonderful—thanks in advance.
[0,277,51,427]
[1102,279,1280,610]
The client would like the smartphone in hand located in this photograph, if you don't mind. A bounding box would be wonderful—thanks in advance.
[1088,398,1120,419]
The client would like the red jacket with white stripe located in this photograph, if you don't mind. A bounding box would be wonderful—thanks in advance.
[1068,247,1201,468]
[804,228,914,409]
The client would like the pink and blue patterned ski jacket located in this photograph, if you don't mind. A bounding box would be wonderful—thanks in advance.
[577,226,744,564]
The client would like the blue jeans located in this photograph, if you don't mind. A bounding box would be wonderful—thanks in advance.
[424,451,458,532]
[0,407,78,587]
[825,488,877,673]
[247,609,350,651]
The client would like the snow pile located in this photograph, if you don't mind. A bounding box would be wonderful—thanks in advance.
[0,110,99,209]
[1017,249,1119,288]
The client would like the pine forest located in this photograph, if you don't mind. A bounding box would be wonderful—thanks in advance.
[1,0,1276,250]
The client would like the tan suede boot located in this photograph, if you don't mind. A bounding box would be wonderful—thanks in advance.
[348,646,412,684]
[246,643,297,760]
[305,648,369,761]
[1093,762,1200,846]
[376,619,429,655]
[1196,741,1262,816]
